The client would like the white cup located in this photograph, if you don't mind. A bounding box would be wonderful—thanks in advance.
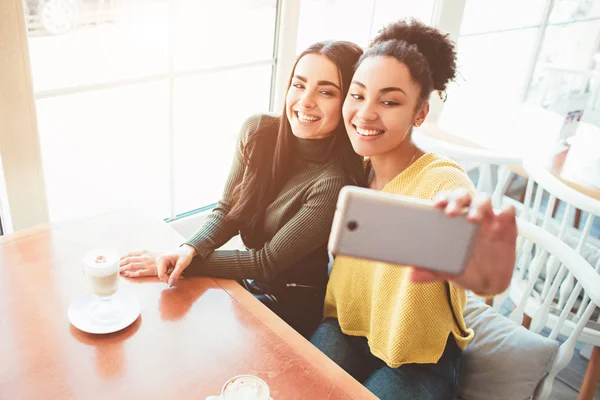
[206,375,271,400]
[82,248,121,323]
[83,248,120,297]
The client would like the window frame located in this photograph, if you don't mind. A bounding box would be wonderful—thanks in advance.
[3,0,597,232]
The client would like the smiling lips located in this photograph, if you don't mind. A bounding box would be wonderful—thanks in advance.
[354,124,385,137]
[293,111,386,138]
[295,111,321,123]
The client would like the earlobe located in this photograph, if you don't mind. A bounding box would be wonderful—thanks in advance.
[414,102,430,127]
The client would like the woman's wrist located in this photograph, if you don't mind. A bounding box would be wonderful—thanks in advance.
[181,243,197,257]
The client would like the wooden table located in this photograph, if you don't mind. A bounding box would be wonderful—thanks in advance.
[0,211,376,400]
[419,121,600,201]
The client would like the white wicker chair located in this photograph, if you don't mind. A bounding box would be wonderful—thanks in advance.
[412,127,522,208]
[517,159,600,307]
[503,159,600,399]
[501,218,600,399]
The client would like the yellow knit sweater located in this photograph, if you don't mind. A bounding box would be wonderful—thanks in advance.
[324,153,475,369]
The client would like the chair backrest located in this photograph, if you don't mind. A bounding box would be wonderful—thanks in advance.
[412,128,522,208]
[520,159,600,320]
[521,158,600,224]
[504,218,600,400]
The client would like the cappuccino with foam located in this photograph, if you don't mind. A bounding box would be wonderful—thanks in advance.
[222,375,270,400]
[83,248,120,297]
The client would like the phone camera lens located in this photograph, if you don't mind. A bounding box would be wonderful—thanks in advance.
[347,220,358,231]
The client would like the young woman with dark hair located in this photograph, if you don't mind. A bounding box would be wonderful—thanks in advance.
[120,40,366,338]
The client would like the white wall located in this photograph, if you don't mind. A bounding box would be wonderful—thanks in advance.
[0,0,50,232]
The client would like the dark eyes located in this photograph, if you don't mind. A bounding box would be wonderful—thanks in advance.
[350,94,399,107]
[292,83,335,97]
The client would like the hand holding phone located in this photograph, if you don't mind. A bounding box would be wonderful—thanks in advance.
[328,186,518,294]
[328,186,479,275]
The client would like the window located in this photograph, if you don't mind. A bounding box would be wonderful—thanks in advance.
[36,82,171,221]
[25,0,278,222]
[443,0,546,131]
[296,0,435,53]
[526,0,600,118]
[369,0,435,36]
[443,0,600,142]
[173,65,273,215]
[459,0,546,35]
[296,0,376,52]
[9,0,597,230]
[444,28,540,123]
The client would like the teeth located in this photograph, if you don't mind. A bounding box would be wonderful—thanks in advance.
[298,112,320,122]
[356,127,383,136]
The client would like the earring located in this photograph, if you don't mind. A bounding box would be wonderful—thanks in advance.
[414,121,422,127]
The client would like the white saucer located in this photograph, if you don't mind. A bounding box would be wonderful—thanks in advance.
[68,290,140,334]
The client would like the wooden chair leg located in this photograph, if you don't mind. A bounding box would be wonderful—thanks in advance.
[512,304,532,329]
[522,314,532,330]
[503,174,517,196]
[578,346,600,400]
[552,199,561,218]
[519,180,530,204]
[574,208,582,229]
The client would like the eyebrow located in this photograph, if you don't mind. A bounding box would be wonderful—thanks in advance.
[294,75,341,91]
[351,80,407,97]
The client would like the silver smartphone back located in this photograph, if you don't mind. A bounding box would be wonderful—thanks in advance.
[328,186,479,275]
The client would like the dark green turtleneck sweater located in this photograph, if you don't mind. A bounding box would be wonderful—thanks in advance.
[184,114,347,289]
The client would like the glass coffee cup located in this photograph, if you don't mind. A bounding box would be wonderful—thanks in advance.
[82,248,121,323]
[206,375,271,400]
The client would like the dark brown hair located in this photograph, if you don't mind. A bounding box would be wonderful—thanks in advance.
[361,19,457,104]
[227,41,366,241]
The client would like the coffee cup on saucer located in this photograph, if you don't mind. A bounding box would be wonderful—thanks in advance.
[68,248,140,334]
[206,375,272,400]
[83,248,121,321]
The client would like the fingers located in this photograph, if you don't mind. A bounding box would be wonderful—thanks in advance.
[119,256,145,267]
[122,269,153,278]
[491,203,518,237]
[119,262,146,272]
[498,203,517,220]
[466,194,493,222]
[156,255,170,283]
[445,188,473,216]
[434,188,472,216]
[121,265,173,278]
[120,250,148,260]
[168,257,189,288]
[433,191,453,208]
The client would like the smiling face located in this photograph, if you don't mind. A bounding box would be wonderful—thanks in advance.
[343,55,429,157]
[285,54,343,139]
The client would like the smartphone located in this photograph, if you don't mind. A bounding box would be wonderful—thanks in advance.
[328,186,480,275]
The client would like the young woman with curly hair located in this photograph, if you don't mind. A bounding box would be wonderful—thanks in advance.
[310,19,517,399]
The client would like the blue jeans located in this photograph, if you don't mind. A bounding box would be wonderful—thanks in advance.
[310,318,463,400]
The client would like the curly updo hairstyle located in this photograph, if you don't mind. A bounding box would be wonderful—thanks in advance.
[360,19,457,105]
